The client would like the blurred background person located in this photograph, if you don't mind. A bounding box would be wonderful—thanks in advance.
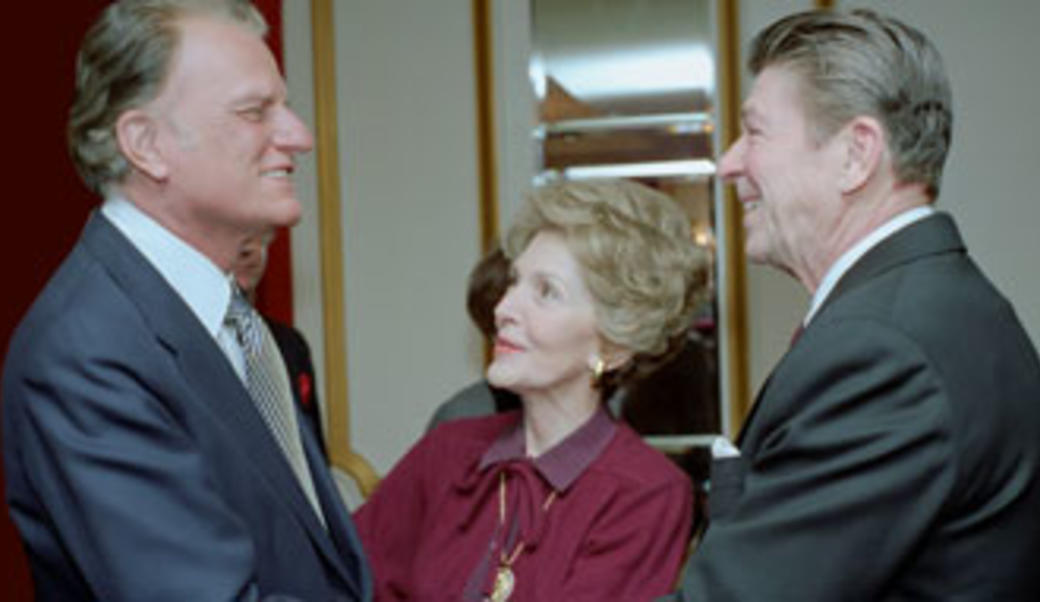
[426,245,520,430]
[234,230,326,454]
[355,179,708,601]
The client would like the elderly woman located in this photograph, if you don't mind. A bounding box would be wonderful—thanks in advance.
[354,179,708,601]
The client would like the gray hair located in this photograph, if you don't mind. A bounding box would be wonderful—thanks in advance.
[68,0,267,194]
[504,179,709,387]
[749,9,952,198]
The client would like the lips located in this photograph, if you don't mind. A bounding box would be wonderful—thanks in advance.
[493,336,524,355]
[261,165,293,178]
[737,187,761,212]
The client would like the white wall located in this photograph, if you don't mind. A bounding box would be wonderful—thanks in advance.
[333,0,485,474]
[285,1,486,475]
[490,0,538,233]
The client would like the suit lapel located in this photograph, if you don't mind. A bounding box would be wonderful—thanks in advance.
[820,212,965,317]
[738,213,964,448]
[80,214,358,588]
[301,428,370,600]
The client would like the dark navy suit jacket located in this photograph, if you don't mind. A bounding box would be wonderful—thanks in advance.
[2,213,371,601]
[265,318,326,456]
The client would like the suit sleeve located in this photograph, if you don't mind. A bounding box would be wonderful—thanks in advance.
[673,318,956,602]
[4,315,299,602]
[564,477,693,602]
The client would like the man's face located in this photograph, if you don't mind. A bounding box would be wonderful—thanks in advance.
[718,65,844,278]
[233,232,271,295]
[151,16,312,267]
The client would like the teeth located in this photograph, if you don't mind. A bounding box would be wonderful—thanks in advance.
[263,169,290,178]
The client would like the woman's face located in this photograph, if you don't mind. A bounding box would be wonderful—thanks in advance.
[487,231,602,401]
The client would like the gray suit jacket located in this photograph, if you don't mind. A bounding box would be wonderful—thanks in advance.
[425,380,520,431]
[3,214,372,601]
[670,213,1040,601]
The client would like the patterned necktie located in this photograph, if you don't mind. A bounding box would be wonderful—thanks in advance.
[225,289,326,527]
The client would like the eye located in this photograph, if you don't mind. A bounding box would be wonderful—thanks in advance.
[536,278,560,300]
[237,104,269,122]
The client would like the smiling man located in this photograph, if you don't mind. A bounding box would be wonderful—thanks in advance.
[2,1,370,600]
[663,9,1040,602]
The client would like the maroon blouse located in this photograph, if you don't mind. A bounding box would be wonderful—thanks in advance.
[353,409,693,601]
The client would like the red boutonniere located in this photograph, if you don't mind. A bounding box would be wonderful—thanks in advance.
[297,373,313,409]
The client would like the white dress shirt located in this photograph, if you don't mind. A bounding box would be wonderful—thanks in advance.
[101,196,246,379]
[804,206,935,326]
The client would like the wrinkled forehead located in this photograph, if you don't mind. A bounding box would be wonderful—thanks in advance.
[157,14,281,104]
[743,65,815,128]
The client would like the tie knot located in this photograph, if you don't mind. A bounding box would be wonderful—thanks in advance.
[225,288,262,354]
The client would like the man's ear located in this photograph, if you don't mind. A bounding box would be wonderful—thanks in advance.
[115,109,169,181]
[838,115,884,194]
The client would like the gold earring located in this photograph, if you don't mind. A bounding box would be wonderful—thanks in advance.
[591,357,606,387]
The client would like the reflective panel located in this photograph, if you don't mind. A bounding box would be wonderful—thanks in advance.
[478,0,743,536]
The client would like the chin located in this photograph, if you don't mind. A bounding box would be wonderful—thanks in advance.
[277,206,304,227]
[261,197,303,226]
[744,239,771,265]
[486,362,521,391]
[485,365,507,388]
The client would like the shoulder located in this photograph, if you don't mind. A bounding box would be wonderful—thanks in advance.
[762,315,952,436]
[426,411,519,448]
[7,248,144,376]
[373,412,519,498]
[405,411,520,471]
[590,421,689,492]
[428,381,498,427]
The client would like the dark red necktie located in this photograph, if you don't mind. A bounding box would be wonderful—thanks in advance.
[790,323,805,348]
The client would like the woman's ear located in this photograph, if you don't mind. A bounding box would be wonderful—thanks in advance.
[598,340,634,373]
[115,109,169,181]
[838,115,885,194]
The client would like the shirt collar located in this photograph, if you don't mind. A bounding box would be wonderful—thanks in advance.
[478,407,617,493]
[805,205,935,325]
[101,195,233,338]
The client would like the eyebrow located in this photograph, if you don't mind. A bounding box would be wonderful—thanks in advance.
[740,104,761,125]
[228,80,286,107]
[231,92,276,107]
[514,264,566,287]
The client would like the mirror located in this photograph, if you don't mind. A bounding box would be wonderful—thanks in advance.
[475,0,749,521]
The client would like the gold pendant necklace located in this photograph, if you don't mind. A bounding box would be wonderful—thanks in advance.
[486,472,556,602]
[490,563,516,602]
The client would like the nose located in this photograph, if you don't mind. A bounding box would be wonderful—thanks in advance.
[273,105,314,154]
[493,284,519,331]
[717,135,745,183]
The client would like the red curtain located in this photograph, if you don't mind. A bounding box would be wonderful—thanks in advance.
[252,0,295,325]
[1,2,287,599]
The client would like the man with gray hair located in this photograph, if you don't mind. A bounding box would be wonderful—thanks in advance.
[665,9,1040,601]
[2,1,370,600]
